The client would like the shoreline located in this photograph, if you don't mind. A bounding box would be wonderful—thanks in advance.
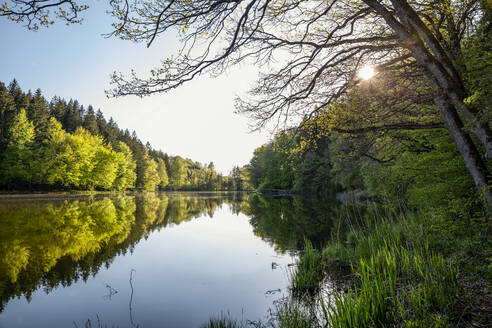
[0,190,256,200]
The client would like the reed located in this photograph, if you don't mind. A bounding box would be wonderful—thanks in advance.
[272,299,316,328]
[318,214,460,328]
[201,312,244,328]
[291,239,324,296]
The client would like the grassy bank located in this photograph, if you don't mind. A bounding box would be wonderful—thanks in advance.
[289,210,491,328]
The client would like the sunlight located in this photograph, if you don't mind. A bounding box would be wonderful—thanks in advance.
[358,65,375,80]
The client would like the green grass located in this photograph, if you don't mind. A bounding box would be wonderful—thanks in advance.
[323,242,458,327]
[201,312,244,328]
[288,212,478,328]
[323,215,464,328]
[291,239,324,296]
[272,299,317,328]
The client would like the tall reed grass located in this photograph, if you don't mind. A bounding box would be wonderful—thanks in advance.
[201,312,244,328]
[316,216,461,328]
[272,299,316,328]
[291,239,324,296]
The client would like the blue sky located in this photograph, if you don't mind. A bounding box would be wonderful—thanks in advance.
[0,2,269,174]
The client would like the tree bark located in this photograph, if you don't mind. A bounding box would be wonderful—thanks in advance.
[389,0,492,160]
[364,0,492,215]
[435,95,492,217]
[364,0,492,160]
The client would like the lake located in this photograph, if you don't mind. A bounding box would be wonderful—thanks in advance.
[0,192,347,327]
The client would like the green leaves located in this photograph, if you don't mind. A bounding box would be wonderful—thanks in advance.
[6,108,33,146]
[1,112,138,190]
[0,109,35,185]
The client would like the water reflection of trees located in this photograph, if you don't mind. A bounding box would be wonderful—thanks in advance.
[0,192,368,312]
[0,193,244,312]
[246,195,373,253]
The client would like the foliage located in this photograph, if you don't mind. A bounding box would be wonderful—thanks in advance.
[0,80,238,191]
[167,156,187,190]
[136,149,160,191]
[248,131,337,195]
[460,10,492,124]
[0,108,35,186]
[248,102,484,219]
[113,141,137,190]
[229,166,244,191]
[0,1,88,30]
[360,131,482,217]
[156,157,169,189]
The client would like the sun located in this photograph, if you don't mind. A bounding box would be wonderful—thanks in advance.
[358,65,375,80]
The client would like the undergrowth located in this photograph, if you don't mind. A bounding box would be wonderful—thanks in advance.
[284,206,491,328]
[316,212,488,328]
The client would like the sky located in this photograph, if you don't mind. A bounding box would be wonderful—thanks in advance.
[0,2,271,174]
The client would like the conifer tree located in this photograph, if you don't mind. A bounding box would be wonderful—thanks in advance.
[0,82,17,154]
[26,89,50,141]
[8,79,28,112]
[62,99,83,133]
[48,97,66,123]
[83,105,99,135]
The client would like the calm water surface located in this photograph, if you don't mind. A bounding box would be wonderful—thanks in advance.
[0,193,344,327]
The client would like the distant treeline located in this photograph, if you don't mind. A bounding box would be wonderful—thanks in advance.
[0,80,245,191]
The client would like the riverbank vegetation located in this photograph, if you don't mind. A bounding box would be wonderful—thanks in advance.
[240,4,492,326]
[0,81,246,192]
[244,109,491,324]
[202,200,488,328]
[276,206,489,328]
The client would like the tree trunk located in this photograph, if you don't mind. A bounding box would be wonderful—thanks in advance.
[446,92,492,160]
[365,0,492,160]
[364,0,492,216]
[435,95,492,217]
[389,0,492,160]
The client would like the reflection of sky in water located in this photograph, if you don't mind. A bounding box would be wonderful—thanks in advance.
[0,199,295,328]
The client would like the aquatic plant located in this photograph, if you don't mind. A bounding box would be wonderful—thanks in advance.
[201,312,244,328]
[320,215,461,328]
[273,300,316,328]
[291,239,324,296]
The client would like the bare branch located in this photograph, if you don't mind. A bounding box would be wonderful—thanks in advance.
[0,0,88,29]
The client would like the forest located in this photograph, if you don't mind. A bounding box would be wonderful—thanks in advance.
[246,116,484,219]
[0,80,245,192]
[0,0,491,327]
